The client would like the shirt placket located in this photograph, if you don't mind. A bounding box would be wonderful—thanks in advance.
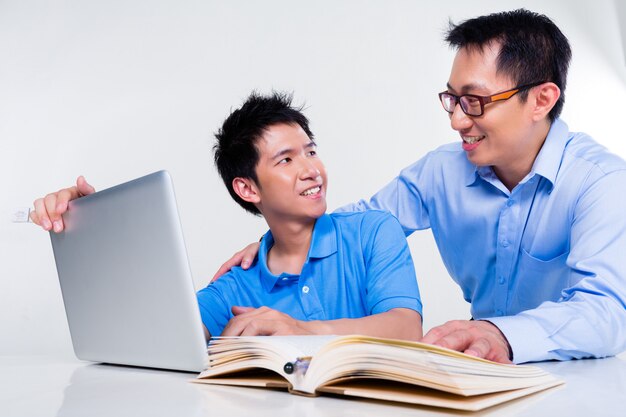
[493,178,538,316]
[298,263,325,320]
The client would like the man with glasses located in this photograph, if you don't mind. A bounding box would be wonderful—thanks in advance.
[214,9,626,364]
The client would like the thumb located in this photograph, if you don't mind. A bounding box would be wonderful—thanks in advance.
[76,175,96,196]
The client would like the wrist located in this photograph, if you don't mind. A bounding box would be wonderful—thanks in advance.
[300,320,330,335]
[481,320,513,361]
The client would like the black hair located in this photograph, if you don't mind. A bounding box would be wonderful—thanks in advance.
[445,9,571,121]
[213,91,314,216]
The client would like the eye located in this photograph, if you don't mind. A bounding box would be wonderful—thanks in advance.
[277,157,291,164]
[308,150,317,157]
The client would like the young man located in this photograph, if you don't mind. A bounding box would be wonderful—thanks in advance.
[31,92,423,340]
[218,9,626,364]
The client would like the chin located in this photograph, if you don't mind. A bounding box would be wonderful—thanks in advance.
[466,152,492,167]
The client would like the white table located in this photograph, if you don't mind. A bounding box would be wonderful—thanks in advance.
[2,353,625,417]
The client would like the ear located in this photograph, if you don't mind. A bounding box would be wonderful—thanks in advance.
[530,82,560,121]
[232,177,261,204]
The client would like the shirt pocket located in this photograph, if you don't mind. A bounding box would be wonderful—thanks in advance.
[513,249,570,310]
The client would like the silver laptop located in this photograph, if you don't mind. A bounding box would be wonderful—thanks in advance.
[50,170,208,372]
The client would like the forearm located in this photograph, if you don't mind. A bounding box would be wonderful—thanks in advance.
[488,294,626,363]
[302,308,423,341]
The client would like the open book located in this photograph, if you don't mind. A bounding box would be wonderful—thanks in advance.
[193,335,563,411]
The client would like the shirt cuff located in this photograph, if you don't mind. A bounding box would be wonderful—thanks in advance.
[371,296,423,318]
[485,313,560,364]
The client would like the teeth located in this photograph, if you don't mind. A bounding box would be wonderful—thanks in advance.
[463,136,484,144]
[301,186,321,196]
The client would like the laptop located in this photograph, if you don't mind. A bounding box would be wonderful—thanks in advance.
[50,170,208,372]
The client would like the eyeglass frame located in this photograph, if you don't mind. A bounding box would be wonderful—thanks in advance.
[438,81,547,117]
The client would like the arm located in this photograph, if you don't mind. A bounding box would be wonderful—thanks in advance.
[486,171,626,363]
[335,159,432,236]
[212,157,434,280]
[425,171,626,364]
[221,306,422,340]
[30,176,95,232]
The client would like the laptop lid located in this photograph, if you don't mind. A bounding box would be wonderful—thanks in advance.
[50,170,208,372]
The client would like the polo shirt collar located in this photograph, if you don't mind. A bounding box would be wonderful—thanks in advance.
[258,214,338,292]
[464,118,570,189]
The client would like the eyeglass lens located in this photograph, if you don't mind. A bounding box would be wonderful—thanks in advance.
[441,93,482,116]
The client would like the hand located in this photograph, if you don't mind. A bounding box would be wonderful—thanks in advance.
[30,176,96,233]
[221,306,314,336]
[421,320,512,363]
[210,242,261,282]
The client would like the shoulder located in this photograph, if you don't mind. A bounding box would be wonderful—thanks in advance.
[329,210,404,238]
[564,132,626,175]
[398,141,472,181]
[199,265,259,297]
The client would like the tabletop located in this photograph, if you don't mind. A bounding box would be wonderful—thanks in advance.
[2,353,625,417]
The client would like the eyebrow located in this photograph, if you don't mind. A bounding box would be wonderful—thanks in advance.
[446,82,489,94]
[270,141,317,161]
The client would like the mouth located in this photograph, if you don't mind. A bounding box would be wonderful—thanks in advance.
[462,135,485,145]
[300,185,322,197]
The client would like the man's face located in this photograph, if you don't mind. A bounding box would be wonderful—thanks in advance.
[253,123,327,223]
[445,43,539,173]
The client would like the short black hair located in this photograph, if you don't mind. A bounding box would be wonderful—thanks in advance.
[213,91,314,216]
[445,9,571,121]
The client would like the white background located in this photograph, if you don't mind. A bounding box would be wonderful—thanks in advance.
[2,0,625,357]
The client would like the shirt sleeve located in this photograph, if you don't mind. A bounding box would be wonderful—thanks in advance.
[196,278,236,337]
[336,158,432,236]
[360,211,423,317]
[488,169,626,363]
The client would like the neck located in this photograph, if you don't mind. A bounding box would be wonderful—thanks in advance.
[263,216,317,275]
[494,120,551,191]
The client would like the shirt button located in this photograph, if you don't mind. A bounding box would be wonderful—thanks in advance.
[302,286,310,294]
[501,239,509,248]
[507,199,514,207]
[282,277,289,281]
[498,276,505,285]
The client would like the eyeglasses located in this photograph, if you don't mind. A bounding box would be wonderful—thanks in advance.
[438,82,546,117]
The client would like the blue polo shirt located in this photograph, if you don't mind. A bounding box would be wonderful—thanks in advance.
[197,210,422,337]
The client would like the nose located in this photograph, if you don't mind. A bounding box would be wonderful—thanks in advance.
[449,103,473,132]
[299,159,322,181]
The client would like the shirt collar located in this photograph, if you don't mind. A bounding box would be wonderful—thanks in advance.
[258,214,338,292]
[464,118,570,189]
[527,118,569,188]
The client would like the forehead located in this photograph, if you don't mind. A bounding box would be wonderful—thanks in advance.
[256,123,312,156]
[448,42,513,93]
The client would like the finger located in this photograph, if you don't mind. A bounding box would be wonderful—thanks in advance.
[463,337,491,359]
[55,188,76,214]
[421,320,463,345]
[211,254,244,282]
[29,208,41,226]
[231,306,255,316]
[241,242,261,269]
[432,329,475,353]
[76,176,95,196]
[221,307,267,336]
[240,320,278,336]
[33,198,52,230]
[44,193,68,233]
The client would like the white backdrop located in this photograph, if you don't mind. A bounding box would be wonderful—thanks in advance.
[2,0,625,357]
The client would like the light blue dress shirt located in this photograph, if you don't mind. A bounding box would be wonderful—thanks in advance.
[339,119,626,363]
[197,211,422,337]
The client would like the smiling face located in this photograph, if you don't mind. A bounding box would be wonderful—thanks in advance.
[244,123,327,224]
[446,43,549,186]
